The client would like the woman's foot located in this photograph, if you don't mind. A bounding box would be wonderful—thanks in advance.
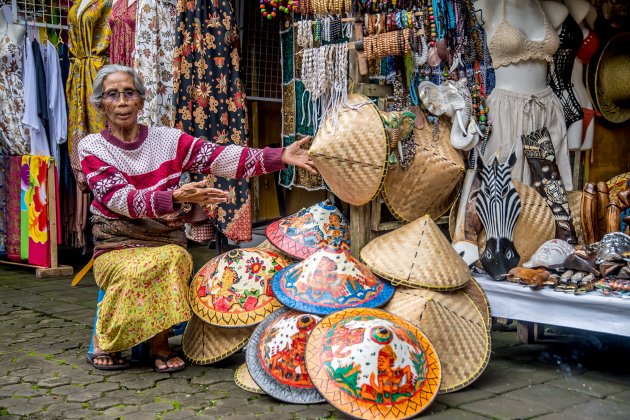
[150,330,186,373]
[88,335,130,370]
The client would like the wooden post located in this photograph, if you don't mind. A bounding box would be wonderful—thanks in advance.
[350,204,373,258]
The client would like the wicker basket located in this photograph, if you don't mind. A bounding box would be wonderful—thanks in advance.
[309,94,388,206]
[382,118,465,222]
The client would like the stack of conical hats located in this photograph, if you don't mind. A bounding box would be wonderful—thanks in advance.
[361,215,492,394]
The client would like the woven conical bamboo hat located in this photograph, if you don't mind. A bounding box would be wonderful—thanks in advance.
[309,93,388,206]
[361,215,470,290]
[182,314,253,365]
[383,287,491,393]
[462,278,492,331]
[234,364,265,395]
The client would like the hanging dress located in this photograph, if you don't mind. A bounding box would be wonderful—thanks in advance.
[109,0,137,66]
[173,0,252,242]
[134,0,177,127]
[0,26,30,155]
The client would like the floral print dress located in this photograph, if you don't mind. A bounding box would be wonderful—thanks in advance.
[134,0,178,127]
[108,0,137,67]
[0,29,30,155]
[173,0,252,242]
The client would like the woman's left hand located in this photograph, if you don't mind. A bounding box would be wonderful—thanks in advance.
[281,136,318,175]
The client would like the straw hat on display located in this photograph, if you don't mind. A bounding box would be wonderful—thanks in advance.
[266,200,351,260]
[234,364,265,395]
[586,32,630,124]
[361,215,471,290]
[182,314,253,365]
[305,307,441,419]
[383,288,491,393]
[308,94,389,206]
[272,246,394,315]
[189,248,292,328]
[246,308,325,404]
[382,117,465,222]
[462,278,492,331]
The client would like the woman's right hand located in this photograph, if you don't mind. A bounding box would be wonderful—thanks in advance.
[173,180,229,206]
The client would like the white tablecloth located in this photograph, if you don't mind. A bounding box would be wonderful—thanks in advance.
[474,274,630,338]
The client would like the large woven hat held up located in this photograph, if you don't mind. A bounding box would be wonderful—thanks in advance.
[361,215,470,290]
[383,287,491,393]
[309,94,388,206]
[383,118,465,222]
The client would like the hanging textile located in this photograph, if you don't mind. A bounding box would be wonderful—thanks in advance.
[23,38,50,156]
[173,0,252,242]
[134,0,177,127]
[43,40,68,163]
[67,0,112,248]
[0,27,30,155]
[109,0,137,67]
[27,156,51,267]
[20,156,30,260]
[279,16,324,190]
[32,39,51,143]
[6,157,22,261]
[0,157,6,256]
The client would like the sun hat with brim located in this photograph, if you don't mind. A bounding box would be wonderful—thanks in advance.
[305,307,441,419]
[587,33,630,124]
[476,181,556,266]
[383,287,491,393]
[189,248,292,328]
[309,93,389,206]
[361,215,471,291]
[182,314,253,365]
[382,119,465,222]
[234,363,266,395]
[265,200,351,260]
[246,307,325,404]
[271,246,394,315]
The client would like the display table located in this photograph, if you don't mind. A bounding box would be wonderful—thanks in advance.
[474,274,630,339]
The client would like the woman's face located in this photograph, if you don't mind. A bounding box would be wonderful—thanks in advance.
[100,72,143,130]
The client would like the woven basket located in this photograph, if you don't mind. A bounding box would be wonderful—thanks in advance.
[477,181,555,265]
[567,191,584,245]
[182,314,253,365]
[234,364,265,395]
[361,215,470,291]
[383,118,465,222]
[309,94,388,206]
[383,287,491,393]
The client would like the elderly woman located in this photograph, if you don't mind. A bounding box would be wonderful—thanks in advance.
[79,65,316,372]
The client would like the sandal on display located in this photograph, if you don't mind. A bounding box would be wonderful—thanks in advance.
[151,353,187,373]
[86,352,130,371]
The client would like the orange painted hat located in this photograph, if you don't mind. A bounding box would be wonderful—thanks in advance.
[305,308,441,419]
[189,248,292,328]
[266,200,351,260]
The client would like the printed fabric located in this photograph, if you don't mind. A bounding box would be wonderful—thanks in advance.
[109,0,137,67]
[173,0,252,242]
[93,244,193,352]
[27,156,51,267]
[0,157,6,256]
[6,157,22,261]
[134,0,177,127]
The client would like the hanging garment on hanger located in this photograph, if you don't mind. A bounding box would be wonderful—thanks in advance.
[134,0,177,127]
[27,156,51,267]
[0,23,31,155]
[43,40,68,163]
[109,0,137,66]
[23,38,51,156]
[6,157,22,261]
[32,39,51,144]
[173,0,252,243]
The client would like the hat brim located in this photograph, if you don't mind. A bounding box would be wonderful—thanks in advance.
[182,314,253,365]
[592,33,630,123]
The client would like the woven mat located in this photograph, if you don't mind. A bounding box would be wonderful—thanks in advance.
[361,215,470,290]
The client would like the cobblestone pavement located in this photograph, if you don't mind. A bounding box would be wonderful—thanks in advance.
[1,253,630,419]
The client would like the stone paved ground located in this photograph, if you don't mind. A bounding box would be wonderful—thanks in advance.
[1,251,630,419]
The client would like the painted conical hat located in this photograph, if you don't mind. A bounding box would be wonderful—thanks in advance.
[309,94,389,206]
[382,120,465,222]
[234,364,265,395]
[246,307,325,404]
[266,200,351,260]
[361,215,470,290]
[271,247,394,315]
[305,307,441,419]
[189,248,292,328]
[384,288,491,393]
[182,314,253,365]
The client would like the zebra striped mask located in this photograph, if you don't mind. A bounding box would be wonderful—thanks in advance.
[476,153,522,280]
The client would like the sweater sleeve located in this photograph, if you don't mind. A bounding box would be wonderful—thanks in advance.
[79,147,176,219]
[179,132,286,178]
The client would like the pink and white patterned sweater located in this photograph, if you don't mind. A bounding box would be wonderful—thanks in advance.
[78,125,285,219]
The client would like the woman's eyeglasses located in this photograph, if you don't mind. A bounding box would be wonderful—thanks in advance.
[103,89,141,102]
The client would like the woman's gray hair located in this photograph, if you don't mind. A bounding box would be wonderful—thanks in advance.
[90,64,147,109]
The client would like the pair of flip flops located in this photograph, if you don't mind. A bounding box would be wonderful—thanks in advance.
[86,352,130,371]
